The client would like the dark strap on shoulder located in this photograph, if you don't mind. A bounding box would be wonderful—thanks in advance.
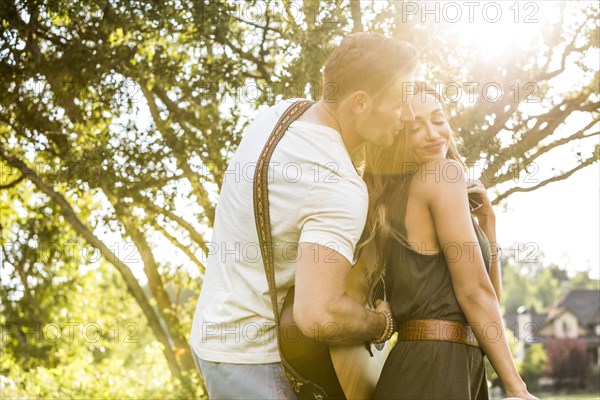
[253,99,315,391]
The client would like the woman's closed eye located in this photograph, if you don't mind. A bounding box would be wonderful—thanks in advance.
[410,122,423,133]
[410,118,446,133]
[431,116,446,125]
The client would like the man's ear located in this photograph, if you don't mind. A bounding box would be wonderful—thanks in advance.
[349,91,371,114]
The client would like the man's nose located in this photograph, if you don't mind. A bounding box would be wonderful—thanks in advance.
[399,103,415,123]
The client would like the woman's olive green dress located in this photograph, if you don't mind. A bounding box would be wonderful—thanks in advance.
[374,173,491,400]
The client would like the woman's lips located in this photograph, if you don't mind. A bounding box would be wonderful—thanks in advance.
[423,141,446,151]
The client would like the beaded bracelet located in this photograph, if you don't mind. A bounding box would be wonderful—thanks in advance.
[374,311,395,344]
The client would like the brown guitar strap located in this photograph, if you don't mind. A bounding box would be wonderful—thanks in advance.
[253,99,317,394]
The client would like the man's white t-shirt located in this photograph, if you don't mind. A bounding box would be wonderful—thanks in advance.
[190,99,368,364]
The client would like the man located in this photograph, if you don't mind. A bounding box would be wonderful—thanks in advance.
[190,32,417,399]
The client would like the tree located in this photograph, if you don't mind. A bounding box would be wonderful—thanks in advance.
[367,1,599,203]
[569,269,600,290]
[502,261,533,314]
[500,243,546,313]
[0,180,201,397]
[1,0,598,394]
[533,265,567,311]
[520,343,548,392]
[500,247,593,314]
[545,338,590,390]
[485,326,521,393]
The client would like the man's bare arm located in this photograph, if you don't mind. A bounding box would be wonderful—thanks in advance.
[293,242,389,345]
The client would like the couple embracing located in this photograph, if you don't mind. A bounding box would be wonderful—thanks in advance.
[190,33,537,400]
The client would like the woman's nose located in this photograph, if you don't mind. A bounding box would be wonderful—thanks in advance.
[424,123,439,139]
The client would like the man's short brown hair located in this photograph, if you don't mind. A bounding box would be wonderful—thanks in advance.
[322,33,418,103]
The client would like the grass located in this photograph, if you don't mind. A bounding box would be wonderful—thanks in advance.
[538,392,600,400]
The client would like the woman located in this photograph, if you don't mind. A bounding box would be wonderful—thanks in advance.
[357,82,537,399]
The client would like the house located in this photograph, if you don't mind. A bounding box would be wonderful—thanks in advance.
[505,289,600,366]
[504,306,546,344]
[540,289,600,366]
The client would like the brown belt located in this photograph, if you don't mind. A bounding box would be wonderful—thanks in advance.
[396,319,480,348]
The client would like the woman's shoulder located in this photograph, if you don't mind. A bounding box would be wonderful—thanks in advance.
[413,159,466,197]
[412,160,473,234]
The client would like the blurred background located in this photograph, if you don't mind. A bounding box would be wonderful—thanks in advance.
[1,1,598,398]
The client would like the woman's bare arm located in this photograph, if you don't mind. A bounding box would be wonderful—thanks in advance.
[421,159,536,399]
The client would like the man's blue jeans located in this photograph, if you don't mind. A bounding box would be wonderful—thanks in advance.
[192,348,297,399]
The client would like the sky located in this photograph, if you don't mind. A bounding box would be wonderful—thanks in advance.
[496,161,599,277]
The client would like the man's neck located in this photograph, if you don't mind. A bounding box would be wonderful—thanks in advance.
[298,101,362,155]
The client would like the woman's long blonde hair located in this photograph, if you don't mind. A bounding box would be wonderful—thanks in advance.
[355,82,467,300]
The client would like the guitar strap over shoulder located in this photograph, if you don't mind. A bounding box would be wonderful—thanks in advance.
[253,99,333,399]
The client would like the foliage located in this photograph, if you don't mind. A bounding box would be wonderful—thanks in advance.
[586,365,600,393]
[485,326,520,390]
[520,343,549,392]
[544,338,590,390]
[501,245,599,314]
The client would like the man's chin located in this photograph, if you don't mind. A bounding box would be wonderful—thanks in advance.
[384,134,398,147]
[364,132,395,147]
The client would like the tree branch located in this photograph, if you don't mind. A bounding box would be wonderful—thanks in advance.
[282,0,301,30]
[492,153,599,205]
[350,0,363,32]
[533,15,594,82]
[151,221,206,275]
[0,174,25,189]
[491,116,600,187]
[0,147,185,380]
[479,91,592,187]
[140,83,215,225]
[113,203,197,371]
[214,33,270,80]
[526,118,600,164]
[230,15,284,35]
[144,202,209,256]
